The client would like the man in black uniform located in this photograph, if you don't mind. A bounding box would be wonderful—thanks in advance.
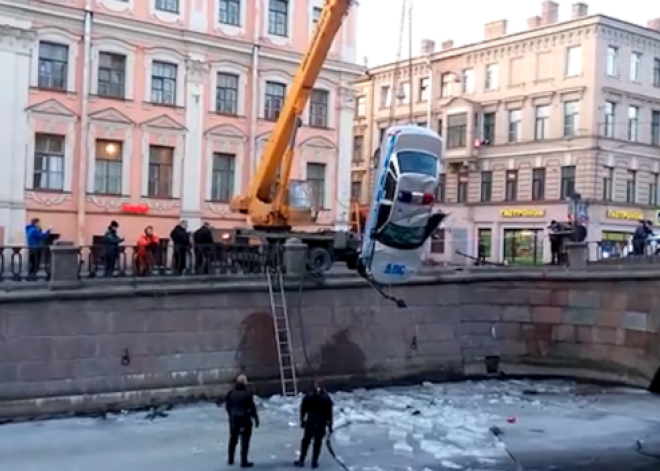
[294,380,333,468]
[223,375,259,467]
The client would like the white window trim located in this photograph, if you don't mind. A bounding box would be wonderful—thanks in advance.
[97,0,134,13]
[303,78,336,129]
[140,129,185,198]
[205,129,247,201]
[214,0,247,35]
[150,0,186,23]
[210,62,248,115]
[260,70,294,118]
[31,29,79,92]
[87,124,133,196]
[265,0,295,46]
[144,48,186,107]
[90,38,136,100]
[25,117,76,193]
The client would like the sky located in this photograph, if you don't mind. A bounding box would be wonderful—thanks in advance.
[355,0,655,67]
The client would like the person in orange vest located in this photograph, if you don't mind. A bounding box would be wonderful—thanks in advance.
[136,225,159,276]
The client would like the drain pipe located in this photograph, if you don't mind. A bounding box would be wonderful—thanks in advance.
[425,55,432,128]
[249,0,261,176]
[77,3,92,245]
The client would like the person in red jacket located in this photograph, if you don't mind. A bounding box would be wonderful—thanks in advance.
[136,226,159,276]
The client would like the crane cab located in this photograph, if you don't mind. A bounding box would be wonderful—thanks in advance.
[358,126,445,285]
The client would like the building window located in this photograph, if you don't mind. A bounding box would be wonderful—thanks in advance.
[508,109,521,142]
[210,153,235,202]
[97,52,126,98]
[378,127,386,145]
[309,89,329,128]
[602,167,613,201]
[563,101,579,137]
[485,64,498,90]
[462,68,474,94]
[535,105,549,140]
[606,46,618,76]
[311,5,322,28]
[437,118,443,136]
[446,113,467,149]
[654,58,660,88]
[560,165,576,199]
[483,112,495,143]
[650,174,658,206]
[219,0,241,25]
[419,77,429,101]
[38,42,68,90]
[604,101,616,138]
[630,52,642,81]
[480,171,492,202]
[628,106,639,141]
[33,134,64,191]
[215,72,239,115]
[94,140,122,195]
[352,136,363,163]
[437,173,445,202]
[478,228,492,259]
[147,146,174,198]
[398,82,410,105]
[457,173,468,203]
[356,96,366,117]
[307,163,326,208]
[532,168,545,201]
[505,170,518,201]
[440,74,452,98]
[626,170,636,203]
[566,46,582,76]
[430,228,445,254]
[380,86,391,108]
[268,0,289,36]
[155,0,179,13]
[151,61,177,105]
[264,81,286,121]
[652,110,660,146]
[350,174,361,202]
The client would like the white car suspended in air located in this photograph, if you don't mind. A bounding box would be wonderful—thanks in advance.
[356,125,446,291]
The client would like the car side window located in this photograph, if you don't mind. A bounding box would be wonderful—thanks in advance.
[384,172,396,201]
[374,203,391,233]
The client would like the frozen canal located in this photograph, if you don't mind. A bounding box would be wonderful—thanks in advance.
[2,379,660,470]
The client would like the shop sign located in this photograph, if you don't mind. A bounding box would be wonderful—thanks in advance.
[606,209,643,220]
[122,204,149,214]
[500,209,545,218]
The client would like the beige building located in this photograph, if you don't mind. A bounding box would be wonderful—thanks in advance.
[352,1,660,264]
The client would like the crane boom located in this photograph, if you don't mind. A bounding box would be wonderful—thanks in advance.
[230,0,354,230]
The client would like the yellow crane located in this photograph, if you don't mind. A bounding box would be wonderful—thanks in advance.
[223,0,360,272]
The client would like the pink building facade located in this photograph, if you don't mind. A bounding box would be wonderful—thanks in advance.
[0,0,362,245]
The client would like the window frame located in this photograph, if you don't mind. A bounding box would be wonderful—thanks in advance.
[33,133,65,191]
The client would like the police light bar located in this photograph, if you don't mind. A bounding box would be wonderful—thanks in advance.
[397,190,434,205]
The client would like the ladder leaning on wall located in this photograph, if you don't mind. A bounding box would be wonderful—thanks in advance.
[266,262,298,397]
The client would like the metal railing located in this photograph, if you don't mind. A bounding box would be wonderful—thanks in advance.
[0,244,284,282]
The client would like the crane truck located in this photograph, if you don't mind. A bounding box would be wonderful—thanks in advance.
[214,0,360,272]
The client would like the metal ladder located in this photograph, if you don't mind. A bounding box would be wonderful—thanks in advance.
[267,266,298,397]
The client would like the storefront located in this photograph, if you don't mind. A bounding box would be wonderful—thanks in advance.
[499,208,547,265]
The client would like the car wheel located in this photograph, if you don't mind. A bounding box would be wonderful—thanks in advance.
[307,246,333,272]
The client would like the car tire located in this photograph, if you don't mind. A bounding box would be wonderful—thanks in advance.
[307,246,333,272]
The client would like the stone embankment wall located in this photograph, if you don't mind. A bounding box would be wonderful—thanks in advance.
[0,272,659,418]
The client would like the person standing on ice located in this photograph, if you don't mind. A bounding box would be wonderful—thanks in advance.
[294,379,333,468]
[222,374,259,467]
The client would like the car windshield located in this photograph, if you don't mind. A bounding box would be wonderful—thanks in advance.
[376,213,429,250]
[397,151,437,176]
